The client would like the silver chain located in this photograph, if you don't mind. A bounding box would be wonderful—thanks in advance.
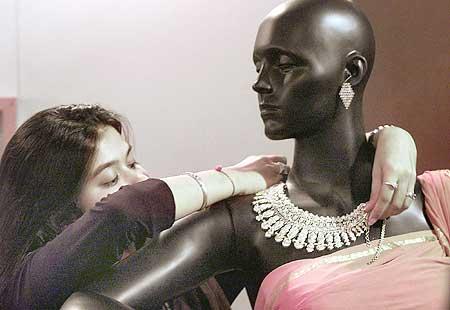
[367,219,387,265]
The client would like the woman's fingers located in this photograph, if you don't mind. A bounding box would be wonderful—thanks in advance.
[379,163,417,218]
[229,154,289,188]
[402,172,417,209]
[266,155,288,164]
[368,178,396,225]
[365,166,382,213]
[386,175,408,213]
[367,164,417,225]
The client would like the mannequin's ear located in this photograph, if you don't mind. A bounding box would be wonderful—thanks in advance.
[345,51,368,86]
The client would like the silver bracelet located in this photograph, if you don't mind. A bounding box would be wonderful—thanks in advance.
[185,172,208,210]
[367,125,394,145]
[216,169,236,196]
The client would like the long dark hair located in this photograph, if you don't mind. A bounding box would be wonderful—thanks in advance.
[0,104,125,297]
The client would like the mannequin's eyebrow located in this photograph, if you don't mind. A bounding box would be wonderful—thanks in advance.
[253,47,305,64]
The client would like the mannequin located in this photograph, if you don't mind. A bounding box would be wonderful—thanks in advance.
[62,0,432,308]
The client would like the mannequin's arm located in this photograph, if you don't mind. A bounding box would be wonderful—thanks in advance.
[85,204,237,308]
[61,291,134,310]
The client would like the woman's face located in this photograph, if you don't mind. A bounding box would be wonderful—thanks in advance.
[78,126,149,212]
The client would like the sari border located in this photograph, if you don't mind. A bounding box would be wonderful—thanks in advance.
[265,230,437,310]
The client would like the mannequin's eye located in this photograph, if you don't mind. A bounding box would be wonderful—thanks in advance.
[277,64,297,74]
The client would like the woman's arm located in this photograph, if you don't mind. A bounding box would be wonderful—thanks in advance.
[9,155,284,309]
[9,179,174,310]
[365,126,418,224]
[86,204,236,308]
[165,155,287,219]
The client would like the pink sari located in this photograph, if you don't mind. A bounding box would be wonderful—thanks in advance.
[255,170,450,310]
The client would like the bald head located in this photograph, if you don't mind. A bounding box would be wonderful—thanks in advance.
[252,0,376,140]
[255,0,375,84]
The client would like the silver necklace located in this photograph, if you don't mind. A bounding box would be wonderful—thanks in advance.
[253,183,386,263]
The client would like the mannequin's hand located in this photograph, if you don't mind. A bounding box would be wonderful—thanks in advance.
[365,127,417,225]
[226,155,289,194]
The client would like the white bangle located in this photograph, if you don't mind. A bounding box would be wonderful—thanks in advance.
[216,169,236,196]
[185,172,208,210]
[368,125,394,144]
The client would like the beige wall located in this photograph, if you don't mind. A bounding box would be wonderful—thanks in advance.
[16,0,292,177]
[0,0,17,96]
[10,0,450,176]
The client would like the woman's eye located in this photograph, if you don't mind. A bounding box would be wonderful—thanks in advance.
[128,161,138,169]
[105,175,119,187]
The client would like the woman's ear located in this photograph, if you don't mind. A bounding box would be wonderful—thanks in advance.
[345,51,368,86]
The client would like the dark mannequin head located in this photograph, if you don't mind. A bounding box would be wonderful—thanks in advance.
[252,0,375,140]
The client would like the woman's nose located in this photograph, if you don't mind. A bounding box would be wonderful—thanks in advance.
[123,169,148,185]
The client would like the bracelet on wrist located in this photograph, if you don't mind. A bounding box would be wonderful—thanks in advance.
[215,165,236,196]
[368,125,394,145]
[185,172,208,210]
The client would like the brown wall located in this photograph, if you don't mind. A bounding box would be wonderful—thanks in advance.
[358,0,449,172]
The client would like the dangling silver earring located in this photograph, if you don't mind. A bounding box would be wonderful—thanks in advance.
[339,74,354,110]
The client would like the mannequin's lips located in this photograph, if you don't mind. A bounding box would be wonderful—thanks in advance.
[260,104,280,118]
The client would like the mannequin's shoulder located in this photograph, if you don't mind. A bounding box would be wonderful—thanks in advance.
[206,195,256,231]
[226,194,256,215]
[227,194,255,209]
[225,194,260,232]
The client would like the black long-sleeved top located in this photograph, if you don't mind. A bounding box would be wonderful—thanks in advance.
[4,178,175,310]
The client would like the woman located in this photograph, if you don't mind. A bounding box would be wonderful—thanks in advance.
[0,104,286,309]
[63,1,448,309]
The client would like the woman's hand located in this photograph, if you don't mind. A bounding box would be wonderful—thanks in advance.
[225,155,289,195]
[365,127,417,225]
[167,155,289,219]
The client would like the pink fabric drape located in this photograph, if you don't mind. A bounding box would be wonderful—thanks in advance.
[255,170,450,310]
[419,170,450,256]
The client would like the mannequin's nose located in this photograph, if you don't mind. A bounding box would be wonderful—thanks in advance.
[252,79,273,94]
[252,67,273,94]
